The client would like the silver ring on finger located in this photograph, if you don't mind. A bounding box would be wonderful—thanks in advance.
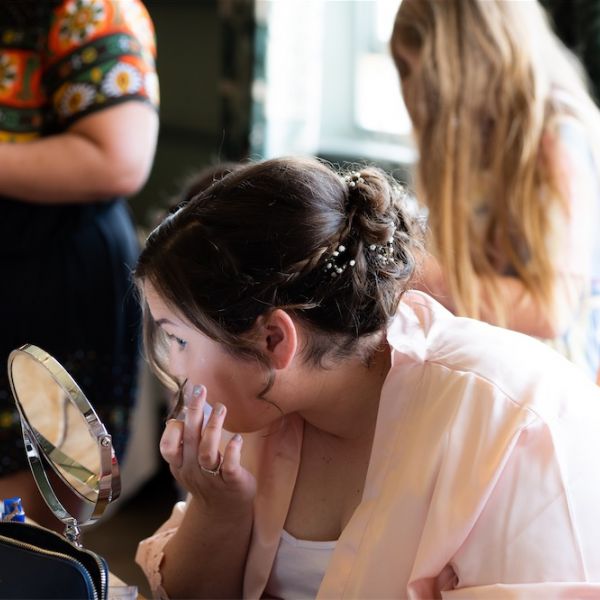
[200,452,224,477]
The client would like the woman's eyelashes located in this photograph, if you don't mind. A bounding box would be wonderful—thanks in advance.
[165,331,188,350]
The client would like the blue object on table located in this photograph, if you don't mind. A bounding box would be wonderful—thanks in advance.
[1,496,25,522]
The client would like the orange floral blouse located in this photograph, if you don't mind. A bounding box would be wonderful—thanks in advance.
[0,0,158,143]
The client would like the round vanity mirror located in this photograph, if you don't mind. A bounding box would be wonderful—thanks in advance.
[7,344,120,543]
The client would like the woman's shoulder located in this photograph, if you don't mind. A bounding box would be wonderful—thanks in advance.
[544,90,600,163]
[388,291,600,420]
[544,112,590,156]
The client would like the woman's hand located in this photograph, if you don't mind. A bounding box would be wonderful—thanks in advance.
[159,385,257,515]
[157,385,255,599]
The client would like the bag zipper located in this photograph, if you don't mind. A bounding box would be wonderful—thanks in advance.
[90,551,107,599]
[0,533,99,600]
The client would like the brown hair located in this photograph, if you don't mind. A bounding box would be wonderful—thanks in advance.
[176,161,243,206]
[135,157,420,390]
[391,0,599,324]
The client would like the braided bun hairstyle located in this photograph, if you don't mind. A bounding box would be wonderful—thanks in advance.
[136,157,421,384]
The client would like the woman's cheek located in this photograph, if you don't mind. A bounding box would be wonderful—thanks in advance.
[167,346,186,381]
[185,353,211,389]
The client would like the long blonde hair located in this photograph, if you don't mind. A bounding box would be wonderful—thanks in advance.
[392,0,600,324]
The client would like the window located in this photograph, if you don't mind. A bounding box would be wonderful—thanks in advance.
[318,0,415,165]
[354,0,411,136]
[252,0,414,165]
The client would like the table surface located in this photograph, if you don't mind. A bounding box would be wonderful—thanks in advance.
[109,571,145,599]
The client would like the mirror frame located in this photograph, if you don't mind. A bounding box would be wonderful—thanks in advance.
[7,344,120,536]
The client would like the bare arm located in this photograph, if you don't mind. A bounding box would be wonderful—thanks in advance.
[0,101,158,204]
[158,387,256,599]
[415,251,583,339]
[483,273,582,339]
[161,496,253,599]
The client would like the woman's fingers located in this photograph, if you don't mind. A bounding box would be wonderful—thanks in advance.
[164,384,244,491]
[182,384,206,464]
[160,419,184,468]
[221,434,243,483]
[198,402,227,470]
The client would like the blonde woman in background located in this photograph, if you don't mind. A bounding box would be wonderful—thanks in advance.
[392,0,600,382]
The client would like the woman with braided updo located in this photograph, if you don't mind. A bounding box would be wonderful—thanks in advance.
[134,157,600,598]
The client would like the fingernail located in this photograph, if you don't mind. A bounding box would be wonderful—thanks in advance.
[190,385,205,408]
[232,433,242,443]
[214,403,225,417]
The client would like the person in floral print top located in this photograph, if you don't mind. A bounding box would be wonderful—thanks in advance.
[0,0,159,529]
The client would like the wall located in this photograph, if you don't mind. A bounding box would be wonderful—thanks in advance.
[132,0,224,227]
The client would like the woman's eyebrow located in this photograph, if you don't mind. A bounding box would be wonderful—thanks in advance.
[155,318,175,327]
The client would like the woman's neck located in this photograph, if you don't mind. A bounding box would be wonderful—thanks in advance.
[294,341,391,441]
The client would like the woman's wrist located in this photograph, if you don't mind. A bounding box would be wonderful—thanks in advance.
[188,493,253,524]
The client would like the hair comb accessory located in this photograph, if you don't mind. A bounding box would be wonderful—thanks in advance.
[369,224,396,265]
[344,171,365,189]
[324,243,355,277]
[322,222,397,280]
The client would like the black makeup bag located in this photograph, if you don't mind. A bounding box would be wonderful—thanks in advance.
[0,520,108,599]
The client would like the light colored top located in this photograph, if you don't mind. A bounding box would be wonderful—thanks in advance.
[543,117,600,380]
[136,291,600,599]
[263,530,336,599]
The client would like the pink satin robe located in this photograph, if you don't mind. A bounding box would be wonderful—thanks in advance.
[136,292,600,598]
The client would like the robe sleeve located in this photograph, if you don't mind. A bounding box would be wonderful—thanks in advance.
[135,499,189,599]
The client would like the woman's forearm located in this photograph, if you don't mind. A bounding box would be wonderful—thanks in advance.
[0,102,158,204]
[160,496,253,599]
[415,254,580,339]
[484,273,582,340]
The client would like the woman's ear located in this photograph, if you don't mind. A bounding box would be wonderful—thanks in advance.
[256,309,298,370]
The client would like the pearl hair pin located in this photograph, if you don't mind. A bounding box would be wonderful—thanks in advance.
[321,172,396,280]
[344,171,365,188]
